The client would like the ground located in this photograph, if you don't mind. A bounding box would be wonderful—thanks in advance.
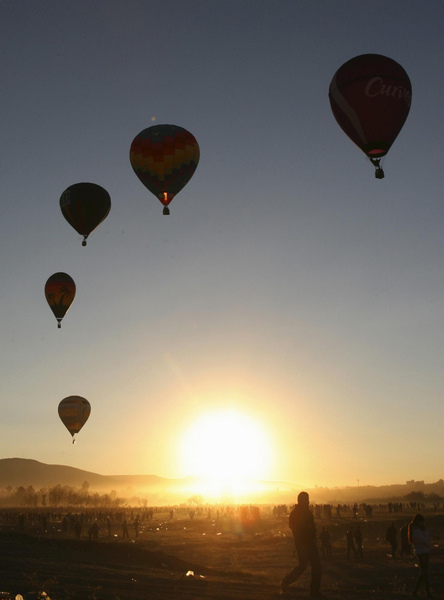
[0,508,443,599]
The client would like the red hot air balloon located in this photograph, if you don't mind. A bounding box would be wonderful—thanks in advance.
[129,124,200,214]
[58,396,91,443]
[60,182,111,246]
[329,54,412,178]
[45,272,76,328]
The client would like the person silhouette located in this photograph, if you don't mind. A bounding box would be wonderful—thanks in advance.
[280,492,323,598]
[400,522,411,557]
[386,522,398,558]
[409,514,432,598]
[122,518,129,538]
[354,525,363,559]
[319,527,332,560]
[346,528,356,559]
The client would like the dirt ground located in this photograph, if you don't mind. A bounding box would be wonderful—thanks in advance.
[0,508,443,600]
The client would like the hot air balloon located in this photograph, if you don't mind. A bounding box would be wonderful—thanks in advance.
[129,124,200,215]
[60,182,111,246]
[329,54,411,178]
[44,272,76,328]
[58,396,91,443]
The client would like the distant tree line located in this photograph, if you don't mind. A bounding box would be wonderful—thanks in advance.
[0,484,441,509]
[0,482,129,508]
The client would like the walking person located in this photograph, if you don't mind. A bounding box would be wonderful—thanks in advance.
[354,525,363,559]
[346,528,357,559]
[90,520,99,541]
[74,518,82,540]
[409,514,433,598]
[280,491,323,598]
[319,527,332,560]
[386,522,398,558]
[122,518,129,538]
[400,522,411,557]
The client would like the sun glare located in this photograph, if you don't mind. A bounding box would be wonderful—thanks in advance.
[179,409,274,497]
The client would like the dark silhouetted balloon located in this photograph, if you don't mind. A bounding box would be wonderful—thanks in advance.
[129,124,200,214]
[329,54,411,178]
[58,396,91,443]
[44,272,76,328]
[60,182,111,245]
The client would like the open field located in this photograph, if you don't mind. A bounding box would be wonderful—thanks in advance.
[0,507,443,599]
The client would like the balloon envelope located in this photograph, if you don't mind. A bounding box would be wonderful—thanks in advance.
[60,182,111,245]
[129,124,200,213]
[44,272,76,327]
[58,396,91,438]
[329,54,411,159]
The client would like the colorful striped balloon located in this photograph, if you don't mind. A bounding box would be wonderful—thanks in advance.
[130,124,200,214]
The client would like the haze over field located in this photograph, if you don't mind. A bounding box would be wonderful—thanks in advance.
[1,458,443,506]
[0,1,443,493]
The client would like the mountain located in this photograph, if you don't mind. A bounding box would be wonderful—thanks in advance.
[0,458,173,492]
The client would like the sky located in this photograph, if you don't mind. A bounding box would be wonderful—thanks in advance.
[0,0,443,492]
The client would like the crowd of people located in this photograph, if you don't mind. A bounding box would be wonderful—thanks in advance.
[0,497,438,599]
[280,491,434,599]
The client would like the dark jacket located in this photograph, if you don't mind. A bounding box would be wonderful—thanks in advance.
[289,505,316,546]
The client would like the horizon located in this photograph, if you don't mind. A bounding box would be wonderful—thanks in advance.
[1,457,443,507]
[1,457,442,491]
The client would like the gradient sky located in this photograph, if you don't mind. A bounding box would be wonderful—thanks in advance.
[1,1,443,489]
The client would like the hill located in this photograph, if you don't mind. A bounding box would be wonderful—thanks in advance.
[0,458,298,503]
[0,458,171,493]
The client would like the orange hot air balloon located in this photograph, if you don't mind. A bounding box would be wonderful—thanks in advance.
[58,396,91,443]
[60,182,111,246]
[45,272,76,328]
[129,124,200,214]
[329,54,412,178]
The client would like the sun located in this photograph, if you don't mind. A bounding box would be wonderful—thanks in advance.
[179,408,274,493]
